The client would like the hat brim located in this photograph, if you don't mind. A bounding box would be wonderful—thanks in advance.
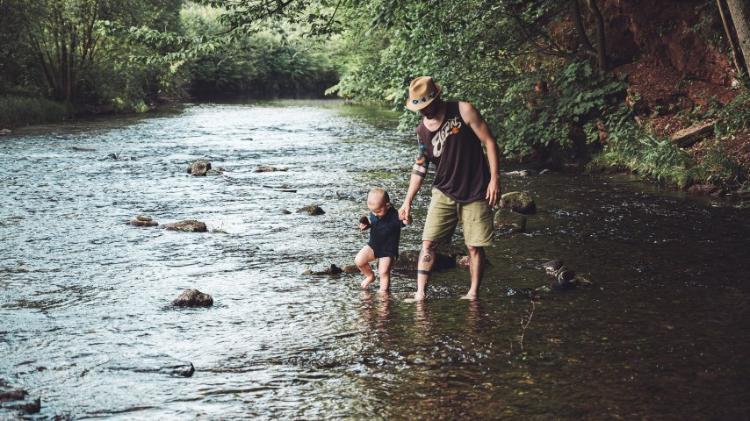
[405,86,441,111]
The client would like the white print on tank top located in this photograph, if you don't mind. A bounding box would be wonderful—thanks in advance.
[431,117,461,158]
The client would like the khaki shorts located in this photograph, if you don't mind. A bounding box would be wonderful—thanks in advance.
[422,188,494,247]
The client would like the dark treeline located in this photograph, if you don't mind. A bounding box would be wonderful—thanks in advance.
[1,0,749,192]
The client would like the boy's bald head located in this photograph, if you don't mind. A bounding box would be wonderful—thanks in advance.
[367,188,390,206]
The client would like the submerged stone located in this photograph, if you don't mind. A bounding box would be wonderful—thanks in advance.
[297,205,325,215]
[394,250,456,272]
[161,220,207,232]
[129,214,158,227]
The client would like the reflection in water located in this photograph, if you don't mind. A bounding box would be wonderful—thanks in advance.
[0,101,749,418]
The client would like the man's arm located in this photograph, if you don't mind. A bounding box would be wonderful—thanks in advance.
[458,101,501,207]
[399,142,429,222]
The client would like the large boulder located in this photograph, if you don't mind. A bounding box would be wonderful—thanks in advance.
[161,220,207,232]
[172,289,213,307]
[186,160,211,176]
[499,191,536,215]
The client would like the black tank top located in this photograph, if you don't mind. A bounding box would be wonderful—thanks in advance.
[416,101,491,203]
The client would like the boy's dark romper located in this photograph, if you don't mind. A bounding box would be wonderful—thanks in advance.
[368,207,404,259]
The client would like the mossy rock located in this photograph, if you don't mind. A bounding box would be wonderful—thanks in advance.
[499,191,536,214]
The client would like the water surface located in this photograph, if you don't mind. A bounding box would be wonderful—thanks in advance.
[1,100,749,419]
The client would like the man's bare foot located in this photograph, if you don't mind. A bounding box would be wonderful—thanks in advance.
[360,276,375,289]
[413,291,426,301]
[460,293,477,300]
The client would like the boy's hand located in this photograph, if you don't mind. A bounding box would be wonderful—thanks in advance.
[359,216,371,231]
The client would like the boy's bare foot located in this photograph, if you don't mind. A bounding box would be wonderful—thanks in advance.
[460,293,478,300]
[360,276,375,289]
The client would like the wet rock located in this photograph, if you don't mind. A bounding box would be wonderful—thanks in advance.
[671,120,714,148]
[687,183,724,197]
[161,220,208,232]
[494,209,527,233]
[502,169,535,177]
[342,264,359,274]
[394,250,456,272]
[129,214,158,227]
[297,205,325,215]
[161,362,195,377]
[542,260,564,274]
[550,267,576,290]
[304,264,343,275]
[255,165,288,173]
[206,167,225,175]
[0,128,12,136]
[71,146,96,152]
[172,289,213,307]
[539,169,552,175]
[455,254,491,269]
[107,152,119,160]
[281,209,292,215]
[186,160,211,176]
[499,191,536,215]
[107,356,195,378]
[0,381,41,415]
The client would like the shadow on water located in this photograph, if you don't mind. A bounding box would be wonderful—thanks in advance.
[1,100,749,419]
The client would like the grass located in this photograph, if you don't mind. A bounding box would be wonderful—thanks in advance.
[0,95,71,128]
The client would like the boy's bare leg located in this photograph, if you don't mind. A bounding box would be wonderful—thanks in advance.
[461,245,484,300]
[377,256,394,294]
[415,240,437,301]
[355,246,376,289]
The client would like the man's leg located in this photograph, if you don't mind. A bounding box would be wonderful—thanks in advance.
[460,198,494,300]
[416,189,458,301]
[462,245,484,300]
[415,240,437,301]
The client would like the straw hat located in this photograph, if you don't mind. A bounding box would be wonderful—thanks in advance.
[406,76,441,111]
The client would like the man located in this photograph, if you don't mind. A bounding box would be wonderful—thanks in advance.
[398,76,501,301]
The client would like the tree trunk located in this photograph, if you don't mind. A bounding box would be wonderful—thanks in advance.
[572,0,595,54]
[726,0,750,76]
[586,0,608,72]
[717,0,747,75]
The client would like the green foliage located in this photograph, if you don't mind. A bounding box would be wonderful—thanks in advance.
[715,92,750,137]
[180,3,338,98]
[591,108,693,187]
[0,95,71,127]
[499,61,625,157]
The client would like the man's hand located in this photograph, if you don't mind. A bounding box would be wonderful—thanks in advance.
[486,177,501,207]
[399,203,412,224]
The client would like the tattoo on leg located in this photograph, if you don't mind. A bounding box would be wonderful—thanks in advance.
[422,254,432,263]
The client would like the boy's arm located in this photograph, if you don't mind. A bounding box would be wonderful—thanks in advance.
[399,141,429,222]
